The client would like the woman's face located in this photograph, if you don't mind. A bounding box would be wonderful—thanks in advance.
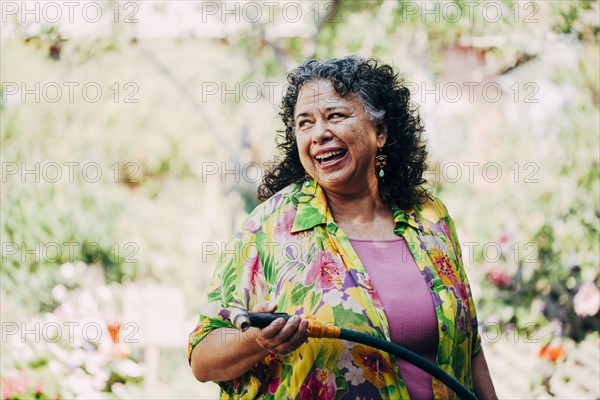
[294,80,387,196]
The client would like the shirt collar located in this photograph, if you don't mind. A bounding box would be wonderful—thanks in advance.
[290,178,330,233]
[290,177,427,234]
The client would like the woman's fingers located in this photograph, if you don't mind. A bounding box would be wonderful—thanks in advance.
[248,302,309,355]
[257,315,308,355]
[259,317,287,340]
[275,315,302,341]
[288,318,309,346]
[252,301,277,313]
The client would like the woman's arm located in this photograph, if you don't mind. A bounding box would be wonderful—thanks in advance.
[190,326,268,382]
[190,302,308,382]
[472,348,498,400]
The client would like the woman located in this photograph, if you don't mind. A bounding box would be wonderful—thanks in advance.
[189,57,497,399]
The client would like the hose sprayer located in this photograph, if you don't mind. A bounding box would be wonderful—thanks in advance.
[229,309,479,400]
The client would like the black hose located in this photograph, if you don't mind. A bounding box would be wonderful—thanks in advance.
[246,312,291,329]
[339,328,478,400]
[242,312,479,400]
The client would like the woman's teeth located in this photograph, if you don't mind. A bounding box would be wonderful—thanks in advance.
[315,150,345,163]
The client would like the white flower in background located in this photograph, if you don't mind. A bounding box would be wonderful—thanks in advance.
[60,263,76,280]
[66,368,93,394]
[153,254,169,270]
[338,348,354,370]
[69,348,85,367]
[9,337,34,362]
[8,334,26,349]
[110,382,129,398]
[84,352,108,376]
[55,301,75,319]
[56,319,86,348]
[89,373,108,392]
[113,359,142,378]
[74,261,88,275]
[52,284,67,302]
[344,365,366,386]
[574,283,600,317]
[39,315,61,343]
[76,387,107,400]
[95,285,112,301]
[78,292,99,315]
[48,360,63,375]
[94,368,110,385]
[44,312,60,323]
[342,297,363,313]
[49,344,71,365]
[322,289,344,307]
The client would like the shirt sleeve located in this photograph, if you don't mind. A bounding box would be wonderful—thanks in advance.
[187,226,269,364]
[431,196,482,357]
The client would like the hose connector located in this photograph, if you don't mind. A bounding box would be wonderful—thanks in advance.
[230,308,251,331]
[304,314,341,339]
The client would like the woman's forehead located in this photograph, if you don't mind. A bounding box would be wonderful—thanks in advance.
[295,80,358,112]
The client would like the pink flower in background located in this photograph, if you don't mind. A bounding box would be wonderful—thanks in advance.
[573,283,600,317]
[33,382,43,393]
[497,233,512,256]
[0,371,45,399]
[487,266,511,288]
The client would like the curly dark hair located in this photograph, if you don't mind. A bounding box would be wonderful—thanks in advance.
[257,56,429,210]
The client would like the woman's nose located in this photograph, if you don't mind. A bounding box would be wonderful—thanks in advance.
[311,119,333,144]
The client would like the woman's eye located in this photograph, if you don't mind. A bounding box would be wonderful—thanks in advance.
[297,120,311,128]
[329,113,344,120]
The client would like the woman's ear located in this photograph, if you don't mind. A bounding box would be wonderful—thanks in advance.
[376,127,388,148]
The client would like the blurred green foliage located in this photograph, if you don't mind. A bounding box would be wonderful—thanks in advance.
[1,0,599,397]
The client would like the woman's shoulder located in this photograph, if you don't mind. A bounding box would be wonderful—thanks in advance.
[240,182,303,233]
[419,193,452,224]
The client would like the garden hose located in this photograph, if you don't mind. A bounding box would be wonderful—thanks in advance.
[230,310,479,400]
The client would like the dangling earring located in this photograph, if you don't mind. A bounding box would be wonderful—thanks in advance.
[375,148,387,178]
[303,172,311,187]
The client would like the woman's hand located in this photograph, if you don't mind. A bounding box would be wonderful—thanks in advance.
[191,302,309,382]
[252,301,309,356]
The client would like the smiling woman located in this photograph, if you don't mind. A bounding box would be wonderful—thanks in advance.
[294,80,385,200]
[260,57,429,211]
[188,57,497,399]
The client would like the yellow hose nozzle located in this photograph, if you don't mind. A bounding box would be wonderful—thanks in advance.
[303,314,341,339]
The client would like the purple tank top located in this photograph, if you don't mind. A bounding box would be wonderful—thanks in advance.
[349,237,439,400]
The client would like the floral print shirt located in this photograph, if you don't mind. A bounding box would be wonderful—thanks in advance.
[188,179,481,399]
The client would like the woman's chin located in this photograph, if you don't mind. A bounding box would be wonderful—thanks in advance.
[315,172,357,193]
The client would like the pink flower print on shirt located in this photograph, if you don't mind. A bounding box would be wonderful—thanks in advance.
[305,250,346,290]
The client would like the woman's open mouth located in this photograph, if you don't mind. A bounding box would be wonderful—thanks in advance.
[315,149,348,168]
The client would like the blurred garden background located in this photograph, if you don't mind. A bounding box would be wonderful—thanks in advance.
[1,0,599,398]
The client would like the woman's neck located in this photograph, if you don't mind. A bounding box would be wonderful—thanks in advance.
[324,188,397,240]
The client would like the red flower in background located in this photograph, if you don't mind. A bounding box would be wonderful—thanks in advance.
[538,344,566,362]
[487,266,511,288]
[108,323,120,344]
